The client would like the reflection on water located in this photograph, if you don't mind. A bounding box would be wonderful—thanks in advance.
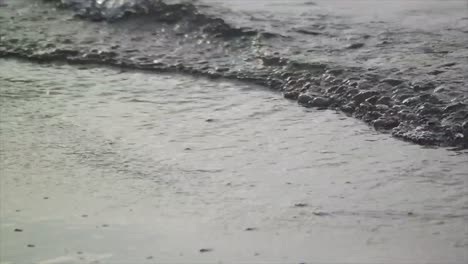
[0,59,467,263]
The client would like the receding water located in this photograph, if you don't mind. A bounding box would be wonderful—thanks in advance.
[0,59,467,263]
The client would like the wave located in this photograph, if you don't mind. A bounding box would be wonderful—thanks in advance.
[45,0,280,38]
[1,0,466,149]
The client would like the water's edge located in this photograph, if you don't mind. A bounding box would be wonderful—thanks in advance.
[1,0,467,148]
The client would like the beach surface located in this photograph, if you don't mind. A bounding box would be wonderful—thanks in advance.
[1,59,467,263]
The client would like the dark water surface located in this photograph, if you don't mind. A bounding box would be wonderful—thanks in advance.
[1,59,467,263]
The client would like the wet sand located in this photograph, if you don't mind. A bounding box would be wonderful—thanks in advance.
[1,60,467,263]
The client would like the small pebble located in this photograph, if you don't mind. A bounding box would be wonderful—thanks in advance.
[313,212,328,216]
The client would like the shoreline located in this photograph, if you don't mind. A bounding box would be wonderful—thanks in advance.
[1,50,467,149]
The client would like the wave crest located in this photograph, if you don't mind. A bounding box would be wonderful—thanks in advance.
[47,0,268,38]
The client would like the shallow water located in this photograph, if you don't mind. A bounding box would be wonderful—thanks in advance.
[203,0,468,82]
[1,59,467,263]
[1,0,467,147]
